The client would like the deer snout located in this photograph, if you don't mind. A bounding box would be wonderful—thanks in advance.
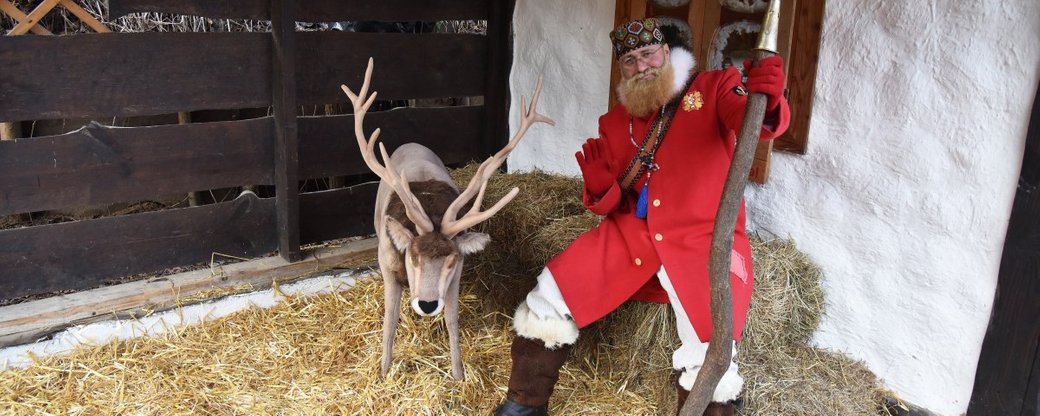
[411,298,443,316]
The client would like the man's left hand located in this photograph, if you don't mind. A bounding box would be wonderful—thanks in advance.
[743,55,785,111]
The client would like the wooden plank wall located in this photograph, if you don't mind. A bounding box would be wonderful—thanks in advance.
[0,0,512,302]
[0,194,278,299]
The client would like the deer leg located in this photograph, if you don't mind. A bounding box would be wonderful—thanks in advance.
[381,269,404,378]
[444,273,465,380]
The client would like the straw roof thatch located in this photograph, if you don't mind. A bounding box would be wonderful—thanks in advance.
[0,167,894,415]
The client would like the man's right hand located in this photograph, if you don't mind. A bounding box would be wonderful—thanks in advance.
[575,138,614,196]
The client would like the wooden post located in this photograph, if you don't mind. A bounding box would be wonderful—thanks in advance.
[177,111,202,206]
[774,0,825,154]
[270,0,301,262]
[482,0,516,164]
[0,122,19,141]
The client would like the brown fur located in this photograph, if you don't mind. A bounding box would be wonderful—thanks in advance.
[385,180,460,231]
[385,179,473,258]
[411,233,456,258]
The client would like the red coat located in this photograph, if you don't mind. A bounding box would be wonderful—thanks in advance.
[547,66,790,342]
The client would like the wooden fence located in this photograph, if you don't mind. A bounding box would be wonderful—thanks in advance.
[0,0,516,302]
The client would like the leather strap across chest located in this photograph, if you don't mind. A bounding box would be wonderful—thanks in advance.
[617,72,698,194]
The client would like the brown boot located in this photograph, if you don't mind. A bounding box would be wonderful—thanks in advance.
[495,335,571,415]
[703,401,736,416]
[675,373,690,413]
[676,398,736,416]
[675,374,737,416]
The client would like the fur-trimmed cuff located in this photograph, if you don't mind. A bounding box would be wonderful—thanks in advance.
[512,303,579,349]
[678,367,744,403]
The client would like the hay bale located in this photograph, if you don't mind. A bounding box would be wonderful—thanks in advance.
[739,343,892,415]
[743,238,825,350]
[449,164,589,309]
[0,167,891,415]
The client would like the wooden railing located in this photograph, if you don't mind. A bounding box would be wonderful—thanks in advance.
[0,0,516,302]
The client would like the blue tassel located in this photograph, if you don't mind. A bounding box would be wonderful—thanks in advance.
[635,183,649,219]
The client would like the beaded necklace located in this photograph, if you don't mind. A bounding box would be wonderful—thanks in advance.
[621,107,674,219]
[629,107,666,174]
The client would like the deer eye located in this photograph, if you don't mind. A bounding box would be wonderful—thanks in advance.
[444,255,457,270]
[409,253,420,267]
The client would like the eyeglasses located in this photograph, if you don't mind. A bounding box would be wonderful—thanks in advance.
[619,45,665,69]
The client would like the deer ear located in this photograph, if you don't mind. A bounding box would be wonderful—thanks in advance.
[454,232,491,255]
[384,216,414,252]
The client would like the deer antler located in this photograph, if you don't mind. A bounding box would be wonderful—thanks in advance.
[440,77,555,238]
[341,58,435,234]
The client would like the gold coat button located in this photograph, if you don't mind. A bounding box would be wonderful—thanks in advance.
[655,233,663,241]
[652,199,661,207]
[634,258,642,266]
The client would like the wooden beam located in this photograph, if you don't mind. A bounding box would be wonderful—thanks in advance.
[58,0,110,33]
[299,184,378,245]
[482,0,513,160]
[774,0,825,154]
[777,0,797,60]
[177,111,203,207]
[697,0,721,64]
[295,31,487,105]
[297,106,486,180]
[0,32,272,121]
[0,192,278,301]
[0,0,53,35]
[0,238,377,348]
[0,122,19,141]
[686,0,705,58]
[0,118,275,217]
[5,0,59,36]
[749,0,798,183]
[1,31,490,121]
[748,140,773,184]
[270,0,301,262]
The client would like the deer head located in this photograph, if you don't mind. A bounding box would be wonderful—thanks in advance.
[383,212,491,316]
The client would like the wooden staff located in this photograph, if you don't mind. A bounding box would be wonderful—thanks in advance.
[679,0,782,414]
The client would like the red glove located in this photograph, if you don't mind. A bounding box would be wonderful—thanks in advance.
[743,55,786,111]
[575,138,614,196]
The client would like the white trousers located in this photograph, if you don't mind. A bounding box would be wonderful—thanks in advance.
[512,266,744,402]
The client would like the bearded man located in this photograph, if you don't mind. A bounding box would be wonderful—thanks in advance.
[494,17,790,416]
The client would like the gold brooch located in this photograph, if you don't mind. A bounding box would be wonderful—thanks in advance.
[682,91,703,111]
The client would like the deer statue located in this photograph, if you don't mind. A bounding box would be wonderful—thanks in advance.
[341,58,554,380]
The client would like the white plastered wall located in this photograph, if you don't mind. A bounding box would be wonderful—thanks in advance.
[507,0,615,172]
[508,1,1040,415]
